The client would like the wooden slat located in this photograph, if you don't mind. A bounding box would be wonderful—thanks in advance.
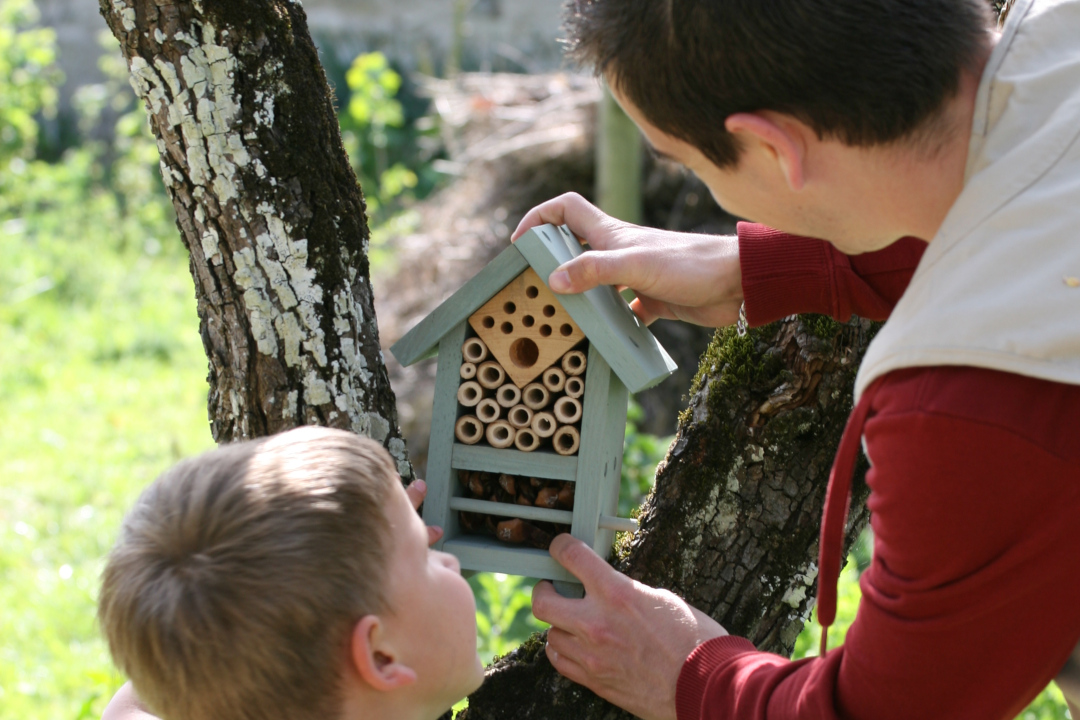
[599,515,638,533]
[594,372,630,556]
[444,536,579,582]
[514,225,677,393]
[451,443,578,481]
[570,345,613,553]
[449,497,573,525]
[421,321,469,550]
[390,244,530,367]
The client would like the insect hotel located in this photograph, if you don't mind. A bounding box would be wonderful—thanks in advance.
[391,224,676,594]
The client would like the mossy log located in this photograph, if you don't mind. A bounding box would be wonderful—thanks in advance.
[456,315,876,720]
[98,0,412,478]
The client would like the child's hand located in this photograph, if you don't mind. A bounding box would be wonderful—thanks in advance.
[405,479,443,545]
[512,193,743,328]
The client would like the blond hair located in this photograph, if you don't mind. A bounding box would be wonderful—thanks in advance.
[98,427,398,720]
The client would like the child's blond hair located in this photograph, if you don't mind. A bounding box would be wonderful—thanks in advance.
[98,427,398,720]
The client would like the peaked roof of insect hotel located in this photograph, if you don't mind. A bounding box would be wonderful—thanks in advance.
[391,224,677,394]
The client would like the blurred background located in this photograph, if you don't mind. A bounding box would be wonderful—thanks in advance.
[0,0,1068,717]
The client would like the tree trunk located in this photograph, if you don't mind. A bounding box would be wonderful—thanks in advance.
[98,0,412,478]
[458,316,875,720]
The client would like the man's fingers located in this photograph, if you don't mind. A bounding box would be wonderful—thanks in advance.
[511,192,610,243]
[548,534,625,597]
[531,579,587,631]
[550,246,654,295]
[426,525,444,546]
[405,479,427,511]
[545,636,592,687]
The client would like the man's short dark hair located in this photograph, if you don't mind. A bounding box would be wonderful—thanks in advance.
[564,0,993,168]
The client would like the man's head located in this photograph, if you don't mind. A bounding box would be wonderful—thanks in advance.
[99,427,483,720]
[565,0,995,248]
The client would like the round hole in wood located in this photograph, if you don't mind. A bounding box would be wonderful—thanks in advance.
[501,321,514,334]
[526,285,539,299]
[522,315,535,327]
[560,323,573,337]
[482,316,495,329]
[539,324,552,337]
[509,337,540,368]
[542,305,556,317]
[504,301,517,315]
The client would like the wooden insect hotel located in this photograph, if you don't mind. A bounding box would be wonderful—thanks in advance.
[391,224,676,593]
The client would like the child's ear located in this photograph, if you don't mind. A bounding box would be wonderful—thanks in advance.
[350,616,418,692]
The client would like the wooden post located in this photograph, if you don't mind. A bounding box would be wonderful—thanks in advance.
[596,83,643,224]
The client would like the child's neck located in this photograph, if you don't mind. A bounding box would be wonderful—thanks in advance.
[340,682,447,720]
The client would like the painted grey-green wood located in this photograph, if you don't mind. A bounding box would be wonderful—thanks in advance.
[570,345,615,554]
[594,372,630,556]
[444,536,579,582]
[389,244,530,367]
[449,497,574,525]
[553,580,585,598]
[422,321,469,551]
[451,443,578,481]
[599,515,639,533]
[514,225,677,393]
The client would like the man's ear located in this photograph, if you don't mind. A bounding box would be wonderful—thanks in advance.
[725,112,807,192]
[350,615,418,692]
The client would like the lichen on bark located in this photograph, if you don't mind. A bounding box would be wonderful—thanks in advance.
[99,0,412,477]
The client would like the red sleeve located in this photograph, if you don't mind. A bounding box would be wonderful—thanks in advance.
[736,223,927,326]
[676,367,1080,720]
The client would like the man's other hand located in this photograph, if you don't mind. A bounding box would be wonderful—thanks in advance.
[512,193,743,327]
[531,535,728,720]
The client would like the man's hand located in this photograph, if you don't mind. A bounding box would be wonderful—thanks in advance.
[512,193,743,327]
[531,535,728,720]
[405,479,443,545]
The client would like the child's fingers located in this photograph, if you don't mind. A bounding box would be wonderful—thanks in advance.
[405,479,427,511]
[427,525,444,546]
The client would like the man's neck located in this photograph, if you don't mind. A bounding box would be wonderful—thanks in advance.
[870,32,999,243]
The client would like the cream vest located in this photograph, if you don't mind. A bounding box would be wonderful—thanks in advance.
[854,0,1080,402]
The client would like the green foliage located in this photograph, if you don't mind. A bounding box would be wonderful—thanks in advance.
[0,0,61,164]
[620,399,673,517]
[339,51,442,223]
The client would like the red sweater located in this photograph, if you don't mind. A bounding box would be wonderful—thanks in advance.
[675,224,1080,720]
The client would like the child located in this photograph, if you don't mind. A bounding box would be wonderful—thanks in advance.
[98,426,484,720]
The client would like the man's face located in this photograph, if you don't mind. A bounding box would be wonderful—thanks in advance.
[381,481,484,714]
[608,82,905,253]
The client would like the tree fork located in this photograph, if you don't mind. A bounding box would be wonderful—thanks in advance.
[457,316,874,720]
[98,0,412,478]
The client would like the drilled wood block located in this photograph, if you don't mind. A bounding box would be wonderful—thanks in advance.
[468,268,585,388]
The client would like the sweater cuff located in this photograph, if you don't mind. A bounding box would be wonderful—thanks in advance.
[737,222,835,326]
[676,635,759,720]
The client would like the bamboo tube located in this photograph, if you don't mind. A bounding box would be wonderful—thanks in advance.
[553,425,581,456]
[522,382,550,410]
[460,362,477,380]
[564,376,585,399]
[476,398,501,424]
[561,350,587,376]
[456,381,485,407]
[514,428,541,452]
[462,337,489,364]
[485,420,516,449]
[542,366,566,393]
[477,361,506,389]
[454,416,484,445]
[508,404,534,429]
[530,411,556,438]
[496,382,522,408]
[553,396,583,425]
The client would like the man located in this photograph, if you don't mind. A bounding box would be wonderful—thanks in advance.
[515,1,1080,718]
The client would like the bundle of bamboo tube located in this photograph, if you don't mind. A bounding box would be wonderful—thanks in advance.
[454,337,587,456]
[456,469,573,549]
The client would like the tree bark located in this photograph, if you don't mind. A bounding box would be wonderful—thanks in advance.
[98,0,412,478]
[458,316,875,720]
